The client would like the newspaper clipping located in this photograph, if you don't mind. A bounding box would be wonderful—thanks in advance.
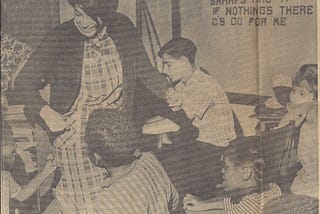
[1,0,318,213]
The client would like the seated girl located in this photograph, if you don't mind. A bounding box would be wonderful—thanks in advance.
[183,136,282,213]
[83,109,179,214]
[278,64,318,198]
[278,64,317,128]
[1,123,57,214]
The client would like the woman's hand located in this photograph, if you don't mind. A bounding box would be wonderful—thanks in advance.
[42,153,57,175]
[40,105,67,133]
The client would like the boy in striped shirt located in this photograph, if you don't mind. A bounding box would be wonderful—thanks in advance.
[83,109,179,214]
[183,136,282,214]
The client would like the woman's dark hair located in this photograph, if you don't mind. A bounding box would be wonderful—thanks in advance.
[85,109,140,168]
[224,136,265,190]
[158,37,197,64]
[294,64,318,100]
[67,0,119,18]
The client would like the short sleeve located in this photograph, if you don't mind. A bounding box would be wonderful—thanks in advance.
[193,92,212,119]
[182,86,212,120]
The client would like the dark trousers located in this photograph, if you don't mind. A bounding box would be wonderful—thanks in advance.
[155,139,224,212]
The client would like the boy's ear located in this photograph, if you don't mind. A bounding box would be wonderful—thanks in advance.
[179,56,189,64]
[242,165,253,181]
[88,151,101,165]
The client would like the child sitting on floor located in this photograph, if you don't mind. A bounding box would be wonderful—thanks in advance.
[183,136,282,214]
[1,123,57,214]
[84,109,179,214]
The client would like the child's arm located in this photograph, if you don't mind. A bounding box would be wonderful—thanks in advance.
[143,117,180,134]
[13,154,57,202]
[183,194,224,212]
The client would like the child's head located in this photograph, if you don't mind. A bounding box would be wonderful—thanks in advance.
[222,136,264,193]
[290,64,318,104]
[158,37,197,83]
[85,109,140,169]
[272,74,292,106]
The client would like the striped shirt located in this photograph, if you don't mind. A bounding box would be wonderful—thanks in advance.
[223,183,282,214]
[98,152,179,214]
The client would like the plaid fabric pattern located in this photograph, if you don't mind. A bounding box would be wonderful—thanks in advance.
[178,68,236,146]
[54,27,123,214]
[98,152,179,214]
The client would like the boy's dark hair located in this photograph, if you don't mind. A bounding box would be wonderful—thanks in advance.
[158,37,197,64]
[67,0,119,18]
[224,136,265,189]
[85,109,140,168]
[294,64,318,100]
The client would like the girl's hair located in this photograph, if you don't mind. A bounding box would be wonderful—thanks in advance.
[158,37,197,64]
[224,136,265,190]
[85,109,141,168]
[294,64,318,100]
[67,0,119,18]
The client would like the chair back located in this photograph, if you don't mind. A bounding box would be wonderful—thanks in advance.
[232,111,244,138]
[259,121,300,184]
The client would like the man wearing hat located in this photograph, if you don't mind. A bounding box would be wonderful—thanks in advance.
[254,74,292,131]
[12,0,171,213]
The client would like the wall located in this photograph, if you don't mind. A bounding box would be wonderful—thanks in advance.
[180,0,317,96]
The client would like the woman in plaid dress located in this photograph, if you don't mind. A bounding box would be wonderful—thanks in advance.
[12,0,170,213]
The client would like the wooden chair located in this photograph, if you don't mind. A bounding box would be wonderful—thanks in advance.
[259,121,301,192]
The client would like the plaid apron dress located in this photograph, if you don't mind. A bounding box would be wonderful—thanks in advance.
[53,27,123,214]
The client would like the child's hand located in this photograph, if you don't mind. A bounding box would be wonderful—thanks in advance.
[183,194,205,211]
[42,153,57,175]
[166,88,183,111]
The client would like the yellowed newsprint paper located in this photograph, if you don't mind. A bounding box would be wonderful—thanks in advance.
[1,0,319,213]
